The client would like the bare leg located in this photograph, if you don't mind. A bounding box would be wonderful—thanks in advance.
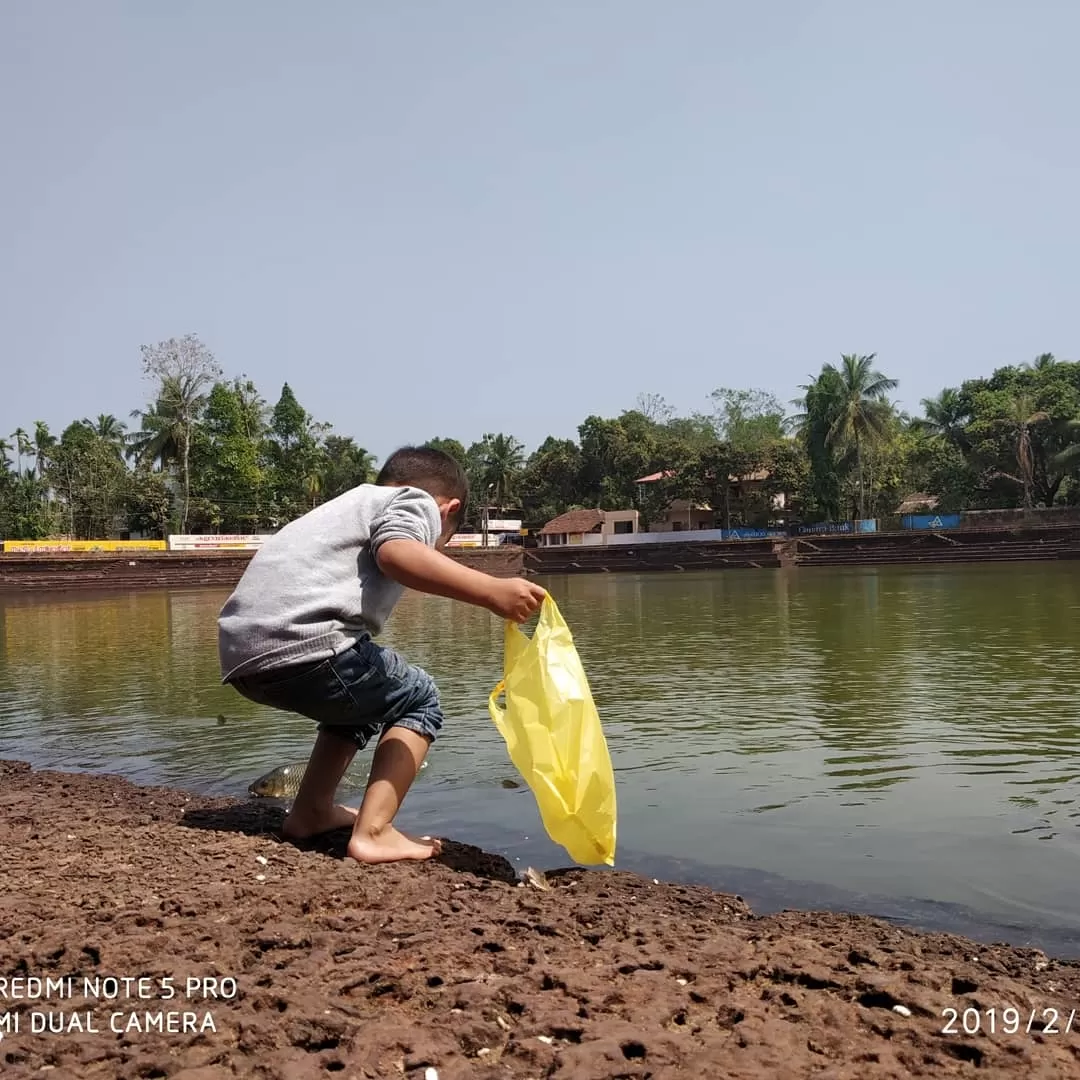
[347,725,442,864]
[282,728,360,841]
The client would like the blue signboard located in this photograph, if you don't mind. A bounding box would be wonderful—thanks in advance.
[796,521,853,535]
[720,527,786,541]
[901,513,961,530]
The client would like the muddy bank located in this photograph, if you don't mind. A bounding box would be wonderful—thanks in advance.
[2,760,1080,1079]
[0,547,523,593]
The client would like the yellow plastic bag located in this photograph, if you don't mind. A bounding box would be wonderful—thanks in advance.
[488,595,617,866]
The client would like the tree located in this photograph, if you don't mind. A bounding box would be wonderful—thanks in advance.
[125,468,172,538]
[471,433,525,509]
[33,421,55,478]
[48,423,130,538]
[1054,420,1080,471]
[790,366,848,521]
[10,428,32,476]
[519,437,583,524]
[423,437,469,470]
[130,374,213,531]
[81,414,127,457]
[264,383,327,519]
[140,333,223,387]
[821,354,898,519]
[189,380,270,531]
[915,388,970,452]
[0,472,54,539]
[710,388,785,451]
[321,436,375,500]
[958,360,1080,508]
[134,336,221,532]
[991,393,1050,509]
[635,393,675,424]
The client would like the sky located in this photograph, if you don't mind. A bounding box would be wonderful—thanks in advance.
[2,1,1078,463]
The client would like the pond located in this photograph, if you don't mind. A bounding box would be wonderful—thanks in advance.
[3,562,1079,954]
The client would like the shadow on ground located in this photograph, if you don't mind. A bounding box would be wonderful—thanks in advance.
[178,799,520,883]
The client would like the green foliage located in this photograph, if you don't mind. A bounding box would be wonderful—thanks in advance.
[465,433,526,512]
[4,339,1079,544]
[423,437,469,469]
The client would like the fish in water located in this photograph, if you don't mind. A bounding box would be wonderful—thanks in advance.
[500,778,521,789]
[248,760,426,799]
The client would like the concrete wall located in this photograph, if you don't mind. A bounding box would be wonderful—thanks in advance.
[0,546,523,593]
[956,507,1080,530]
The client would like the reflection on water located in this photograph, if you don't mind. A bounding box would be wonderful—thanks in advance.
[2,563,1080,948]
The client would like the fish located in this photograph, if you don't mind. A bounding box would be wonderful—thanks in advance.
[248,759,427,799]
[248,763,311,799]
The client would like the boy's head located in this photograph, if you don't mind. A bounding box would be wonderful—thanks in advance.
[376,446,469,546]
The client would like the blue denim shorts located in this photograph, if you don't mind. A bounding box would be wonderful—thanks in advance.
[228,636,444,749]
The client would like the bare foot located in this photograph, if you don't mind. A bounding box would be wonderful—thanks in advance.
[282,803,358,841]
[347,825,443,864]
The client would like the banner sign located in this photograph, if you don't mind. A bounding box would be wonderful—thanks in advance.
[167,535,272,551]
[2,539,167,553]
[901,513,961,530]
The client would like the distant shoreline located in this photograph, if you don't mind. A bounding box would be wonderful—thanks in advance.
[0,546,524,593]
[3,523,1080,592]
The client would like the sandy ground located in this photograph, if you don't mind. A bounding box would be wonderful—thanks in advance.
[2,759,1080,1079]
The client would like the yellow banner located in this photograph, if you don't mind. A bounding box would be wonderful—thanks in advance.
[2,539,167,553]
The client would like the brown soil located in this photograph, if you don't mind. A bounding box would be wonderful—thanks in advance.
[2,759,1080,1079]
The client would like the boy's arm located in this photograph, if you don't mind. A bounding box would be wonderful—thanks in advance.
[375,539,545,622]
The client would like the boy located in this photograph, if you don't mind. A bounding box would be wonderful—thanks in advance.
[218,446,546,864]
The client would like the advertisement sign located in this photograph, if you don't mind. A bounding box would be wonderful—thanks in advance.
[447,533,483,547]
[167,535,272,551]
[901,514,962,531]
[796,521,854,535]
[2,539,167,553]
[486,520,522,532]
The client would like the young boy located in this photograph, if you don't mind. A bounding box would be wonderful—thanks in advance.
[218,446,546,864]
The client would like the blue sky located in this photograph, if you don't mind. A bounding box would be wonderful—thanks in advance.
[2,1,1077,462]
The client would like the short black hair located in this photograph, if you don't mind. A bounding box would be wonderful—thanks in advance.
[376,446,469,527]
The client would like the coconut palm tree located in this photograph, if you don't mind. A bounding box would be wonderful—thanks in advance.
[994,393,1049,509]
[0,437,12,474]
[822,354,898,519]
[33,421,55,478]
[129,374,211,531]
[916,388,969,451]
[10,428,32,476]
[1025,353,1057,372]
[479,433,525,510]
[81,414,128,458]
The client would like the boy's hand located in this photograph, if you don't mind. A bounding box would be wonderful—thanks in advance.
[375,538,547,620]
[487,578,547,623]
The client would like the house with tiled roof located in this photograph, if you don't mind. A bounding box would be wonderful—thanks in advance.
[537,508,639,547]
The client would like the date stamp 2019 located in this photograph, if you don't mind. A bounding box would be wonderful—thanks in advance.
[942,1006,1076,1037]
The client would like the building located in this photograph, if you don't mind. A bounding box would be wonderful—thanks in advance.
[635,469,785,532]
[538,508,639,547]
[446,517,523,548]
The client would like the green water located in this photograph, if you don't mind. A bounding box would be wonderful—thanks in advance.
[2,563,1080,950]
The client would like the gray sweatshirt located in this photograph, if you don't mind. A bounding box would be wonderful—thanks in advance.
[217,484,441,680]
